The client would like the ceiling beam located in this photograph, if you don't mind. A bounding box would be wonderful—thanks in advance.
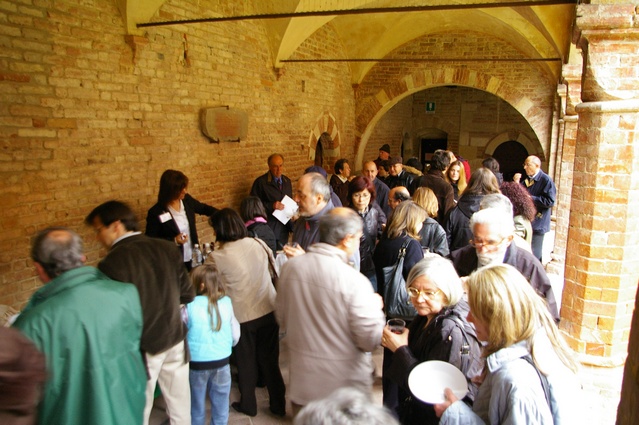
[281,57,563,63]
[136,0,578,28]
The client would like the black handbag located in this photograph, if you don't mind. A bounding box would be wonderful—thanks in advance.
[382,238,417,320]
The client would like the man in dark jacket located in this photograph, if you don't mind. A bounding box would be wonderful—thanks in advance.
[513,155,556,262]
[418,150,455,225]
[448,207,559,321]
[250,153,294,250]
[362,160,391,217]
[86,201,195,425]
[386,156,418,194]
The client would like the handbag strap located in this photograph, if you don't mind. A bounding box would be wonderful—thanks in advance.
[253,237,278,281]
[522,354,552,411]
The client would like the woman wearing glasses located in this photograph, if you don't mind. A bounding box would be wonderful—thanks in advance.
[348,176,386,290]
[381,256,483,425]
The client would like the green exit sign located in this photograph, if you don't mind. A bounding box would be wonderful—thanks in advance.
[426,102,436,113]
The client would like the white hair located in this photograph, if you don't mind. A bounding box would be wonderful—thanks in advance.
[470,207,515,239]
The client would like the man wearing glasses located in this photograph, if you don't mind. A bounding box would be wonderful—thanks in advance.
[448,207,559,321]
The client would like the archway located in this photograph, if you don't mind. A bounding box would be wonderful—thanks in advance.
[355,69,548,168]
[492,141,529,182]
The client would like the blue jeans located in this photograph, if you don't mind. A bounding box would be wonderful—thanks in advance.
[189,364,231,425]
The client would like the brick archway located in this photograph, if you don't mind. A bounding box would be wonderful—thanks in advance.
[308,111,341,163]
[355,68,547,167]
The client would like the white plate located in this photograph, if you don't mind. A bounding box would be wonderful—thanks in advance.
[408,360,468,404]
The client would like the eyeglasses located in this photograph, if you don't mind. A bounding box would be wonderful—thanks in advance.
[469,238,505,249]
[407,287,440,300]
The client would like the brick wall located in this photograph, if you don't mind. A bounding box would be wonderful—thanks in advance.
[0,0,355,308]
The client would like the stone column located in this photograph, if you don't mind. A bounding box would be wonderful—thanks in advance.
[561,4,639,372]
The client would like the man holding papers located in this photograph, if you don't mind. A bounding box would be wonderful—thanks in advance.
[250,153,294,249]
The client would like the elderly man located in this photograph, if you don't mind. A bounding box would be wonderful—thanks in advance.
[418,150,455,224]
[449,207,559,321]
[513,155,556,262]
[388,186,411,211]
[284,172,335,256]
[85,201,195,425]
[276,208,385,416]
[13,227,146,425]
[363,160,391,217]
[386,156,418,194]
[250,153,294,249]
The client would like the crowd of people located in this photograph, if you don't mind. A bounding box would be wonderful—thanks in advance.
[4,145,575,425]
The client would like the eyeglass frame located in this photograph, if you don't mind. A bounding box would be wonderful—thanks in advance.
[469,237,506,250]
[407,287,441,300]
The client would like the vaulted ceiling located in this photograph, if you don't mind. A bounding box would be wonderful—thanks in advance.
[119,0,576,85]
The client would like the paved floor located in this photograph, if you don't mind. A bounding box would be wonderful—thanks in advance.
[150,338,624,425]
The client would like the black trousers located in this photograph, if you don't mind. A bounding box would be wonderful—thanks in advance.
[234,312,286,415]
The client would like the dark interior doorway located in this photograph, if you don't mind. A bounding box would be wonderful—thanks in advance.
[492,141,529,182]
[420,138,448,169]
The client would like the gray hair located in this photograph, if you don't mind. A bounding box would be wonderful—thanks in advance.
[305,172,331,202]
[31,227,84,279]
[469,207,515,239]
[319,208,363,246]
[480,193,513,216]
[294,387,398,425]
[406,255,463,306]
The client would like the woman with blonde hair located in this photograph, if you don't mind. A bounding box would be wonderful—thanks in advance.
[412,187,449,256]
[373,200,427,415]
[436,264,579,425]
[446,160,467,201]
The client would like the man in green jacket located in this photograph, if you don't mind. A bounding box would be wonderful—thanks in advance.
[13,227,146,425]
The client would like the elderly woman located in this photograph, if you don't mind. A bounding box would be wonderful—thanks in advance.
[435,264,579,424]
[146,169,218,269]
[206,209,286,418]
[348,176,386,290]
[382,256,482,425]
[373,200,427,414]
[412,187,449,257]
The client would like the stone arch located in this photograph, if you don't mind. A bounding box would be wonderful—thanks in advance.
[308,111,341,163]
[355,68,547,167]
[485,131,540,159]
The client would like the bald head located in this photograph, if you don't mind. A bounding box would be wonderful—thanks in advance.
[389,186,410,210]
[31,227,84,281]
[362,161,378,180]
[523,155,541,177]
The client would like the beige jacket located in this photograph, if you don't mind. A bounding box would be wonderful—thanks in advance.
[207,238,276,323]
[276,243,385,405]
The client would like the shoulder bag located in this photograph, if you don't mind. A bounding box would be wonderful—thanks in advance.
[382,238,417,320]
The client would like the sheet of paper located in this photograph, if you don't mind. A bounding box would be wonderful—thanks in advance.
[273,195,298,225]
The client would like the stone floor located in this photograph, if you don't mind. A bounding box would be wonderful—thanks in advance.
[150,338,624,425]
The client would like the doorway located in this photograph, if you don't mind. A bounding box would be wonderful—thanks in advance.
[492,141,529,182]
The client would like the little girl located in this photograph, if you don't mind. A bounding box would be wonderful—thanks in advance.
[187,263,240,425]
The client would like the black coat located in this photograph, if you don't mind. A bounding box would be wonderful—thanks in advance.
[418,217,449,257]
[373,234,423,297]
[247,221,277,254]
[449,243,560,321]
[388,300,483,425]
[356,203,386,277]
[386,170,418,195]
[444,194,483,252]
[250,171,293,247]
[145,193,217,257]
